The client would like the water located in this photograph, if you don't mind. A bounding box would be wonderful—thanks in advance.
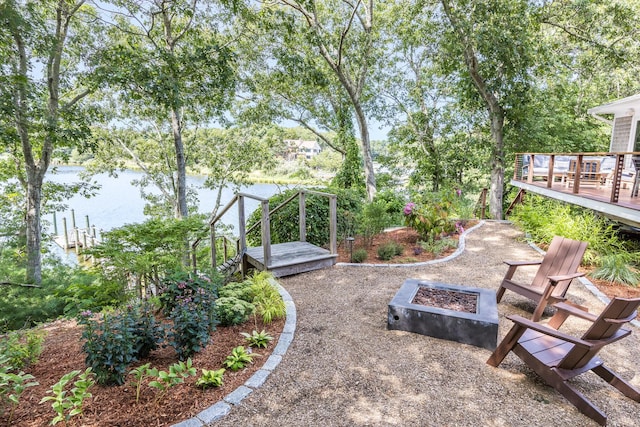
[44,166,289,236]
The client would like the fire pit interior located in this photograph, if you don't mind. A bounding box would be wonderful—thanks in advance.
[412,286,477,313]
[388,279,498,350]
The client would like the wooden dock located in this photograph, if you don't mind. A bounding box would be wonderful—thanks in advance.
[245,241,337,277]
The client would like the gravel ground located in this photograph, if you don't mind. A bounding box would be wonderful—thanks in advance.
[212,221,640,427]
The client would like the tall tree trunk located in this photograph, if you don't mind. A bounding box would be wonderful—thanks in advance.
[441,0,504,219]
[171,108,188,219]
[353,102,376,201]
[25,170,44,284]
[489,111,505,219]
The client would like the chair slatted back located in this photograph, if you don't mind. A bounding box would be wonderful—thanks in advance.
[531,236,588,298]
[559,297,640,369]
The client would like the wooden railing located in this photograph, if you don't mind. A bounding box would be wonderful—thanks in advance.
[514,152,640,203]
[191,189,337,274]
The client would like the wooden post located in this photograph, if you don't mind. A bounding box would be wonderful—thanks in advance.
[71,209,76,229]
[573,154,583,194]
[299,191,306,242]
[85,215,90,233]
[82,232,88,256]
[53,212,58,235]
[74,228,80,254]
[238,195,246,251]
[62,217,69,249]
[210,223,216,269]
[261,200,271,268]
[329,195,337,254]
[547,155,555,188]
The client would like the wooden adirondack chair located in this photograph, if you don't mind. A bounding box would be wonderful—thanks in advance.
[496,236,588,321]
[487,297,640,426]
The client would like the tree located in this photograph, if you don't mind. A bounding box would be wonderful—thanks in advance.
[438,0,539,219]
[0,0,102,283]
[94,0,237,219]
[262,1,378,200]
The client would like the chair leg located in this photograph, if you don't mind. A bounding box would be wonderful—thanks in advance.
[486,324,525,367]
[554,380,607,426]
[593,364,640,402]
[531,300,547,322]
[496,285,506,303]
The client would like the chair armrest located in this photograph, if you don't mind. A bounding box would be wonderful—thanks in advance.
[552,302,597,322]
[507,315,591,347]
[547,272,585,283]
[503,260,543,267]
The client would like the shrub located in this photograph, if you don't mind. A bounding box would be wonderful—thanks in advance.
[0,330,46,370]
[218,280,254,302]
[79,310,138,386]
[357,200,392,247]
[168,302,214,360]
[78,302,165,385]
[403,189,459,241]
[377,241,403,261]
[246,187,364,247]
[351,248,368,263]
[215,297,255,326]
[158,271,222,317]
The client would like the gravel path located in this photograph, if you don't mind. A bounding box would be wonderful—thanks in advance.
[212,221,640,427]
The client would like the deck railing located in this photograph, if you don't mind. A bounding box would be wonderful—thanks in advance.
[514,151,640,204]
[191,189,337,274]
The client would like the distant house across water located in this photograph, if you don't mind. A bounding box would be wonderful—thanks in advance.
[284,139,322,160]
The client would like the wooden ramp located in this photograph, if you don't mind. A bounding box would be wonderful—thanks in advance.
[245,241,337,277]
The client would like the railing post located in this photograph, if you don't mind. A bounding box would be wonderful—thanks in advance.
[261,200,271,267]
[573,154,584,194]
[299,191,306,242]
[329,195,337,254]
[210,223,216,269]
[527,155,534,183]
[610,154,624,203]
[238,195,246,252]
[547,155,555,188]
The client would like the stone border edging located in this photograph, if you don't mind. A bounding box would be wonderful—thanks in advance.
[335,220,486,268]
[171,279,296,427]
[524,235,640,329]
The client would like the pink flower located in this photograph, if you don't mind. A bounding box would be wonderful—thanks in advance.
[403,202,415,216]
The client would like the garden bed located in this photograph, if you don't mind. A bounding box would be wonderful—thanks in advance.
[336,222,477,264]
[5,316,285,427]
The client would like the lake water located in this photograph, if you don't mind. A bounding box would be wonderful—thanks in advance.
[44,166,289,236]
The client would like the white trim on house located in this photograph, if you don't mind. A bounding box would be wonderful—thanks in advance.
[588,93,640,169]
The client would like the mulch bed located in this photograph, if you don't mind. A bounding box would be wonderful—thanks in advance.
[5,316,285,427]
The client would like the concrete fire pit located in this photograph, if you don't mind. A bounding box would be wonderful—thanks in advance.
[387,279,498,350]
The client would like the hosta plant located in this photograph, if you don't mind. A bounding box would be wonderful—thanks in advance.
[195,368,225,389]
[223,346,256,371]
[240,330,274,348]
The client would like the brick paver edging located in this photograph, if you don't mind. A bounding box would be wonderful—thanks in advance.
[171,280,296,427]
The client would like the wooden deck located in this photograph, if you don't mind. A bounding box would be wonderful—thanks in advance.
[245,241,337,277]
[510,178,640,228]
